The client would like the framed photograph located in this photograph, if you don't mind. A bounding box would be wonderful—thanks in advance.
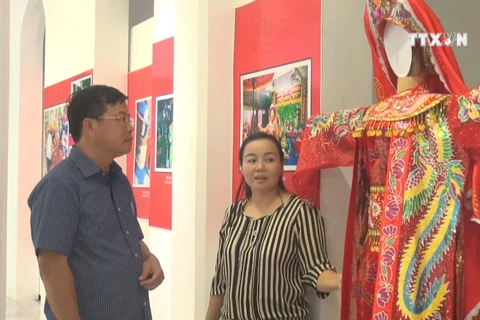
[240,58,312,171]
[133,97,152,188]
[42,103,69,177]
[71,74,92,94]
[154,94,174,173]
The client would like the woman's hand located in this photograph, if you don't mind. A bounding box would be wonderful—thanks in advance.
[316,269,342,293]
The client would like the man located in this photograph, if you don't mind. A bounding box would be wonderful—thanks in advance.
[28,85,164,320]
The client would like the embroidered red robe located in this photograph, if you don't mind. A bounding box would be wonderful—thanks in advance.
[293,85,480,320]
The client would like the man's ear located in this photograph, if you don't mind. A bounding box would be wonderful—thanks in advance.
[82,118,95,136]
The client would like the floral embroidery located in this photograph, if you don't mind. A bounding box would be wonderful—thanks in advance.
[377,288,390,307]
[382,247,395,266]
[372,136,409,317]
[385,201,400,220]
[392,138,407,149]
[458,89,480,123]
[308,108,366,143]
[382,225,397,236]
[391,160,405,179]
[374,311,388,320]
[370,202,382,217]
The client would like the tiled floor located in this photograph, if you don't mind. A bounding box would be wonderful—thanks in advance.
[6,296,41,320]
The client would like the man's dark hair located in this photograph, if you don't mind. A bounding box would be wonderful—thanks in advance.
[67,85,128,142]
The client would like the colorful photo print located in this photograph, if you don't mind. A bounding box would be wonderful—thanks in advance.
[240,59,312,171]
[155,94,174,172]
[71,74,92,94]
[133,97,152,188]
[43,103,69,176]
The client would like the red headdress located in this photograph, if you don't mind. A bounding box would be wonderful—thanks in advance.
[364,0,468,101]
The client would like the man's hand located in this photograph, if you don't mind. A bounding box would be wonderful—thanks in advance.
[139,254,165,290]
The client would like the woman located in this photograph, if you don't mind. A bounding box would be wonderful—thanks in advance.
[258,105,280,140]
[206,132,341,320]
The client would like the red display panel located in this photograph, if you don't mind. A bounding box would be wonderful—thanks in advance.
[149,37,174,230]
[127,66,152,220]
[232,0,321,202]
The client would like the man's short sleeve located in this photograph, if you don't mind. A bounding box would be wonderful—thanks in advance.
[28,178,80,256]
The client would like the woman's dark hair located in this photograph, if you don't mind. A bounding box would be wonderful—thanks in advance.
[235,132,287,202]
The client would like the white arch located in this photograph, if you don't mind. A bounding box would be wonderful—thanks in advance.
[4,0,46,316]
[0,0,11,316]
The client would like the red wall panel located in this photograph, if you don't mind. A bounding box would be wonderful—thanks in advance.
[232,0,321,201]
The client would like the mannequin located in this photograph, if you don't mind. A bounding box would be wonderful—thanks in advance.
[292,1,480,319]
[396,49,422,92]
[384,21,423,92]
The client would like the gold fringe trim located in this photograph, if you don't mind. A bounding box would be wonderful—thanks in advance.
[353,98,449,138]
[366,229,380,252]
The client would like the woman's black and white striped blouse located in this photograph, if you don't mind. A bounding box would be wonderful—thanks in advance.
[210,195,335,320]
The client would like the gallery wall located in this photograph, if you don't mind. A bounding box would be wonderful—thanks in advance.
[10,0,45,303]
[317,0,374,317]
[6,1,129,316]
[232,0,321,204]
[125,0,235,317]
[43,70,93,176]
[5,0,322,318]
[126,3,175,315]
[169,0,235,315]
[4,0,479,319]
[0,0,10,314]
[6,0,44,303]
[126,3,174,229]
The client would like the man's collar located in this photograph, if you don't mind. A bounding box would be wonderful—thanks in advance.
[69,146,123,178]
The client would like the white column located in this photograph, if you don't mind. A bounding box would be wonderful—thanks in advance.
[171,0,234,317]
[6,0,40,302]
[15,0,45,301]
[0,0,10,315]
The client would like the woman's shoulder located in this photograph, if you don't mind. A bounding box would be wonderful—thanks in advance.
[224,199,247,216]
[283,193,321,215]
[283,192,307,207]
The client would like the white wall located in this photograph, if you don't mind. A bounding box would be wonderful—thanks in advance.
[153,0,173,45]
[317,0,373,319]
[94,0,129,170]
[150,2,176,319]
[43,0,95,87]
[6,0,42,303]
[0,0,10,316]
[171,0,207,316]
[6,0,129,314]
[14,0,45,303]
[426,0,480,87]
[131,19,153,71]
[129,13,174,320]
[171,0,234,317]
[203,0,235,311]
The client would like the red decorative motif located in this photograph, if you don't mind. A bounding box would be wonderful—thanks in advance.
[372,136,410,318]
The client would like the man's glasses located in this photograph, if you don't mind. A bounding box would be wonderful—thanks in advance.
[96,116,134,126]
